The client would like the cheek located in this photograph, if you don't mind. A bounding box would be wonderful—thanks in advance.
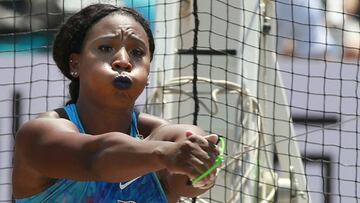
[133,62,150,77]
[82,58,112,75]
[131,69,149,92]
[134,70,149,85]
[80,62,113,87]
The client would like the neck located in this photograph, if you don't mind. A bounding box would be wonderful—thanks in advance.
[75,97,134,135]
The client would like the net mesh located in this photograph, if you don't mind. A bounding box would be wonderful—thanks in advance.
[1,0,359,202]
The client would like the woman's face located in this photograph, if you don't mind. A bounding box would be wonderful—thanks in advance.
[71,13,151,108]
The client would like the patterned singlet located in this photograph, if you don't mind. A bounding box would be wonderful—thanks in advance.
[16,103,168,203]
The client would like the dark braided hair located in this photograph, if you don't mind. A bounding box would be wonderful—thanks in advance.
[53,3,155,104]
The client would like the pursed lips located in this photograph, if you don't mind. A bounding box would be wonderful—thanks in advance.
[113,74,133,90]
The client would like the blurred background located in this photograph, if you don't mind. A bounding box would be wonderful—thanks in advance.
[0,0,360,202]
[277,0,360,202]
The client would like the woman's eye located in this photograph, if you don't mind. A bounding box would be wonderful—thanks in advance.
[98,45,113,53]
[131,49,145,58]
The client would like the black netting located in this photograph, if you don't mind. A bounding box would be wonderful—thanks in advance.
[1,0,359,202]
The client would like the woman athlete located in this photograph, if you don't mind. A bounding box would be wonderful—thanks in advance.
[12,4,220,203]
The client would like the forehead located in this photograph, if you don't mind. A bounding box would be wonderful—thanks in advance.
[84,13,149,44]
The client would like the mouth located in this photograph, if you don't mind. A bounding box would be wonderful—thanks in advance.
[113,75,132,90]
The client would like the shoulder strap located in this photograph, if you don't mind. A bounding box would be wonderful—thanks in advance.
[63,103,86,133]
[64,104,139,138]
[130,111,140,138]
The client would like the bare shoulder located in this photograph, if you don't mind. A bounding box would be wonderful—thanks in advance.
[16,108,78,143]
[14,107,78,160]
[37,108,65,119]
[12,108,79,198]
[14,108,80,162]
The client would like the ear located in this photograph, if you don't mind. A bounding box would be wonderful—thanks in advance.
[69,53,81,74]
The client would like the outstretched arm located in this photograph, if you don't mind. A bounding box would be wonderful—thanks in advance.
[12,116,214,198]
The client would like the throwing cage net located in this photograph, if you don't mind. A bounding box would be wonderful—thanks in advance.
[1,0,359,202]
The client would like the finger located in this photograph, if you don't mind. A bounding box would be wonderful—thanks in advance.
[187,155,210,174]
[180,142,210,176]
[204,134,219,145]
[185,130,193,138]
[188,134,208,145]
[203,145,220,156]
[188,134,220,155]
[188,145,215,168]
[193,144,219,158]
[189,136,219,155]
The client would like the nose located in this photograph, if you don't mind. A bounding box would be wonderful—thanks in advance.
[111,48,132,72]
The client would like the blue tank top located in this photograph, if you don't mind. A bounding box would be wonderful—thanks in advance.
[16,104,168,203]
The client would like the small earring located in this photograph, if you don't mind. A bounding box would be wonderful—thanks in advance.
[69,59,73,63]
[70,72,78,77]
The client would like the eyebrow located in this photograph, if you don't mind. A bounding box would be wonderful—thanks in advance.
[91,33,147,47]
